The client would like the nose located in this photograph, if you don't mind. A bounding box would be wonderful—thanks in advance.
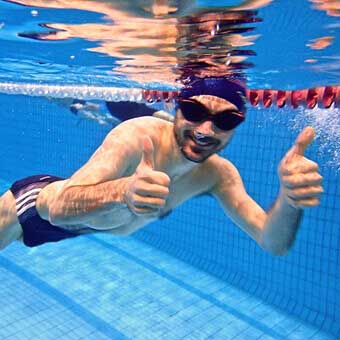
[195,120,215,135]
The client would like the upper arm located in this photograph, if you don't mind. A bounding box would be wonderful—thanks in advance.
[210,157,266,243]
[63,122,141,189]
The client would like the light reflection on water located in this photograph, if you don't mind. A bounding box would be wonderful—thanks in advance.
[2,0,267,86]
[1,0,337,88]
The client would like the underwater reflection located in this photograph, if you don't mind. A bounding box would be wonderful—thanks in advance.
[307,36,334,50]
[5,0,270,84]
[309,0,340,17]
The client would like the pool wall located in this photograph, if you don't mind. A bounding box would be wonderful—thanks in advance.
[0,93,339,338]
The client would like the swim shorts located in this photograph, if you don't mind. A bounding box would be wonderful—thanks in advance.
[10,174,84,247]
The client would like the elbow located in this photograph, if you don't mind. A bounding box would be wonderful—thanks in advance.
[109,227,134,236]
[264,245,290,256]
[49,208,65,226]
[48,198,69,225]
[115,229,133,236]
[259,238,293,256]
[48,190,76,225]
[259,229,296,256]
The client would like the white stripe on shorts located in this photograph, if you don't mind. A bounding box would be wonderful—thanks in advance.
[16,188,42,205]
[16,192,41,212]
[17,201,37,216]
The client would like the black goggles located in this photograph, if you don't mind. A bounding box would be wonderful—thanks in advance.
[178,99,245,131]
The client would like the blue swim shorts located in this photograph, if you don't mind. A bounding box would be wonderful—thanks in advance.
[10,174,85,247]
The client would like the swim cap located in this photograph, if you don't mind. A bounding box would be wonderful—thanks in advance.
[106,101,156,120]
[179,77,247,112]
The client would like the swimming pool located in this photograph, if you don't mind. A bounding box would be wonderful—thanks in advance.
[0,1,339,339]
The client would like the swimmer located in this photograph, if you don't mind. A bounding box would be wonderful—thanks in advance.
[51,98,174,125]
[0,77,323,255]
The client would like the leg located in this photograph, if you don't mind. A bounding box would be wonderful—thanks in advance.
[0,190,23,250]
[8,175,82,248]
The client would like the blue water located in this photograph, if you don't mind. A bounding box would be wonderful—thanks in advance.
[0,0,339,339]
[0,0,339,88]
[0,92,339,339]
[0,235,327,340]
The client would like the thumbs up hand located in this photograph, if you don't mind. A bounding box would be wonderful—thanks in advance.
[278,127,323,208]
[124,136,171,216]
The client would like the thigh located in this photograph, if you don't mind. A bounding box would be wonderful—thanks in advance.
[0,190,23,247]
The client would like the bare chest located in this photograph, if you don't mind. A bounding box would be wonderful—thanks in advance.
[90,172,212,232]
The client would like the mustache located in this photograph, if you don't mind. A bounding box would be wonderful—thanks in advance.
[184,131,219,145]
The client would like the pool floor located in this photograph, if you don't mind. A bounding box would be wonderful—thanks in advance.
[0,235,335,340]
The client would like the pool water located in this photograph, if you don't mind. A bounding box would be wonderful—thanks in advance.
[0,91,339,339]
[0,0,339,339]
[0,234,332,340]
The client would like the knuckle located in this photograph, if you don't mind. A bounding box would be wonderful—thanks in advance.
[280,173,290,182]
[302,198,320,207]
[290,177,299,187]
[151,198,164,207]
[132,195,143,205]
[140,172,152,182]
[310,160,318,168]
[158,198,166,206]
[305,199,319,206]
[279,167,288,177]
[282,165,293,175]
[135,209,148,216]
[286,191,297,200]
[134,183,144,193]
[284,176,299,188]
[161,174,171,186]
[315,185,324,193]
[317,174,323,182]
[290,189,300,198]
[294,188,305,197]
[306,159,318,170]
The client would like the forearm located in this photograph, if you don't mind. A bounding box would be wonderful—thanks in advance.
[261,191,303,255]
[49,177,130,225]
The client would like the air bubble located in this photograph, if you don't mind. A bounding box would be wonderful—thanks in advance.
[290,106,340,171]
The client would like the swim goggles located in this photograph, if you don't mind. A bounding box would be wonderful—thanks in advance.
[178,99,245,131]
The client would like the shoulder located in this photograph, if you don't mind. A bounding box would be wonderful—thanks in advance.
[108,116,171,138]
[101,116,170,147]
[203,155,243,192]
[205,155,239,178]
[92,116,173,164]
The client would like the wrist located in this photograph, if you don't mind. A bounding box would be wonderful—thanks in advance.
[278,189,302,211]
[120,177,131,205]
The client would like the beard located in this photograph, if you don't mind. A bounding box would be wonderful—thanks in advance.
[174,127,223,163]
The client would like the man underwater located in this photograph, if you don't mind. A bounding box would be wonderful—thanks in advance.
[0,77,323,255]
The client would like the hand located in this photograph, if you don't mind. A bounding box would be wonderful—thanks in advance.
[278,127,323,208]
[124,136,170,216]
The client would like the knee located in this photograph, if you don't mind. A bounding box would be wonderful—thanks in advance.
[0,238,10,250]
[0,191,21,249]
[0,227,8,250]
[0,222,22,250]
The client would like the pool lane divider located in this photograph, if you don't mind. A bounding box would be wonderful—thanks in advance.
[0,255,128,340]
[0,82,338,109]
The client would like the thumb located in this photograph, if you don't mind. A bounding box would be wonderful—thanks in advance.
[140,136,155,169]
[285,126,315,162]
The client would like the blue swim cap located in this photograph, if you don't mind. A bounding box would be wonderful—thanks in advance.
[179,77,247,112]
